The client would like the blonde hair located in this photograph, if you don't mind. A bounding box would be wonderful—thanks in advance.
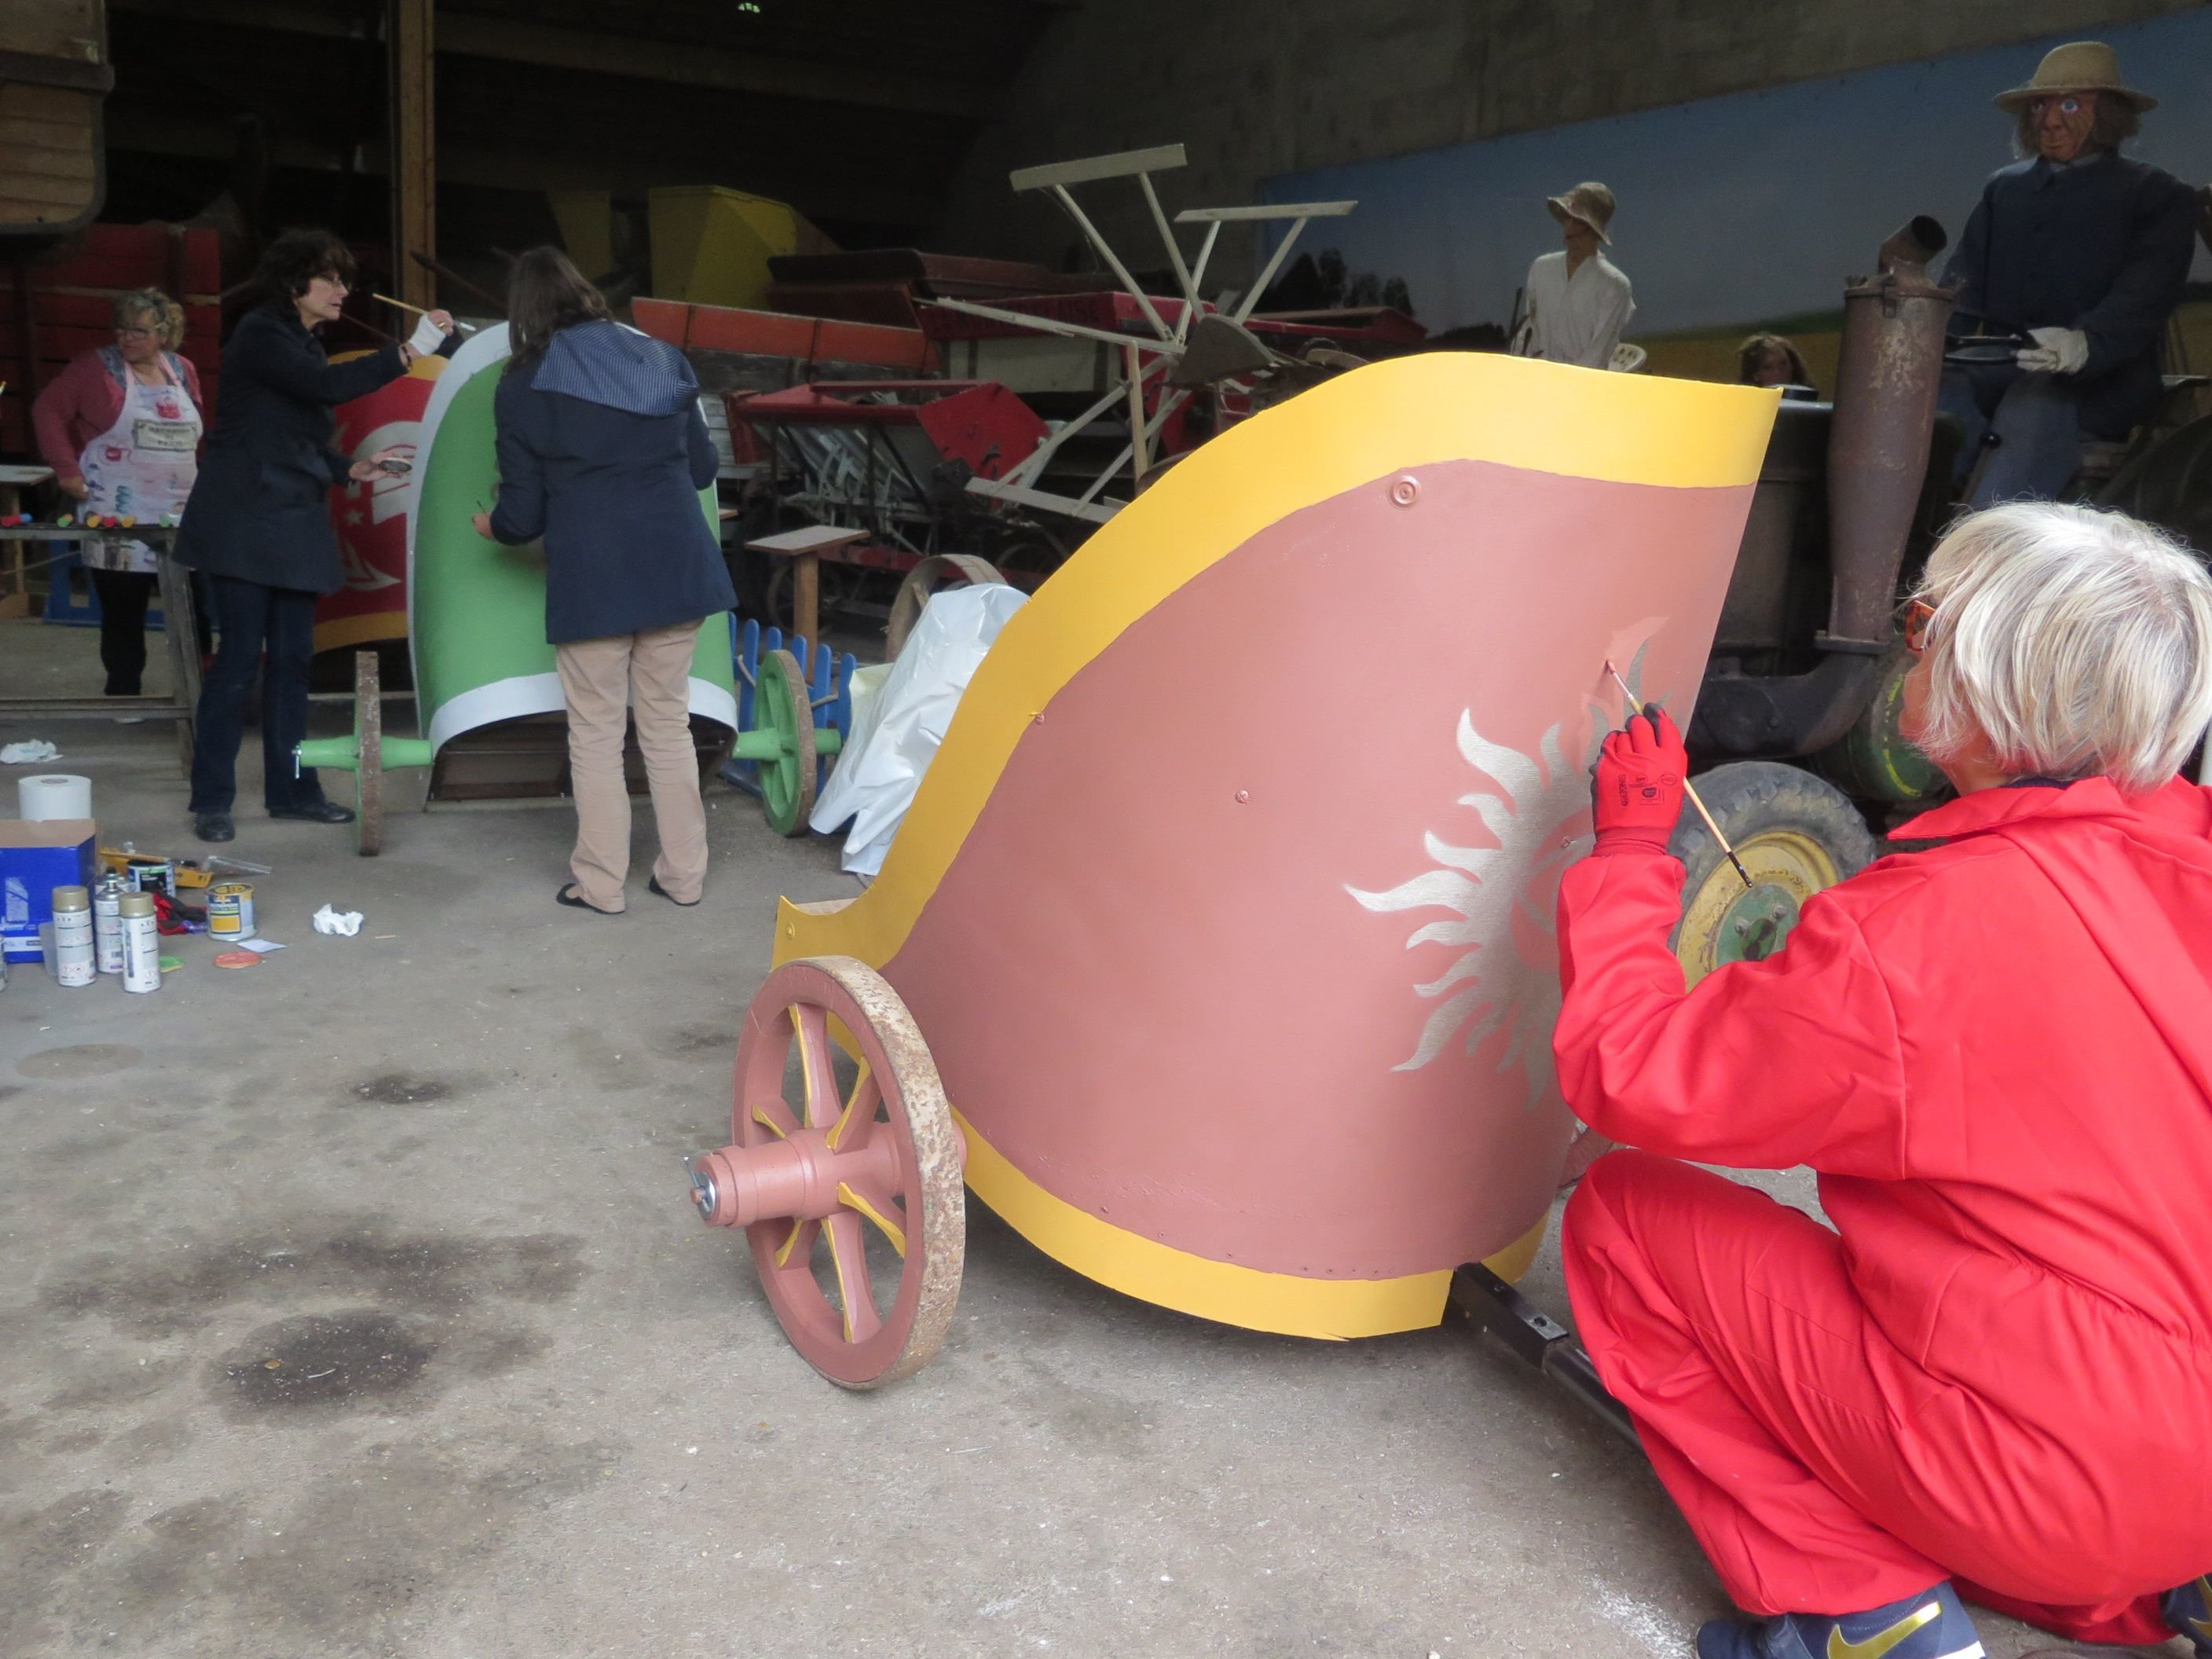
[113,287,185,350]
[1911,502,2212,794]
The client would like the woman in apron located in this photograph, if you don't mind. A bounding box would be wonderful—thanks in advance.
[31,288,207,697]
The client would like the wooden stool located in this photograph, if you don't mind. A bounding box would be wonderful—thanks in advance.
[745,524,867,646]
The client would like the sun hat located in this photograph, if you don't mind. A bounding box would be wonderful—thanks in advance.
[1994,42,2155,113]
[1545,181,1616,244]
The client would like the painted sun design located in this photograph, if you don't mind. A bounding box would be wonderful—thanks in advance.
[1347,650,1650,1104]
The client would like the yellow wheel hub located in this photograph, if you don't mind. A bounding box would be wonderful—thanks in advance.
[1675,829,1841,987]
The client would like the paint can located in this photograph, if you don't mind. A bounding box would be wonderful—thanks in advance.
[51,885,95,987]
[119,892,161,994]
[207,881,256,942]
[93,873,127,974]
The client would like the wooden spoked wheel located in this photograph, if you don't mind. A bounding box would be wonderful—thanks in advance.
[753,647,817,837]
[884,554,1005,660]
[689,956,964,1389]
[353,649,384,857]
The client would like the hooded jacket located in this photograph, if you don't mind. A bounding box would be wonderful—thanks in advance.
[1551,776,2212,1570]
[488,320,734,644]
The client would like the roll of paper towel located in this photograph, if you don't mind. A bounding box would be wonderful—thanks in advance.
[17,774,93,821]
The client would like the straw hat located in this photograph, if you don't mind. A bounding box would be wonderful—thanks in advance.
[1546,181,1616,244]
[1994,42,2155,113]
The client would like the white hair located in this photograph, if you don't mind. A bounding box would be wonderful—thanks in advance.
[1911,502,2212,794]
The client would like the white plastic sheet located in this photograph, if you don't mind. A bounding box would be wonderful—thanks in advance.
[810,583,1027,877]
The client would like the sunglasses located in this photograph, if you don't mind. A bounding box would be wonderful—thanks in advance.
[1902,598,1937,653]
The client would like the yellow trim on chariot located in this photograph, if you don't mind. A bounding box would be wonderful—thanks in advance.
[950,1107,1547,1341]
[836,1181,907,1258]
[775,353,1776,971]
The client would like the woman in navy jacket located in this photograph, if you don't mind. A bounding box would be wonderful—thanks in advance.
[474,247,735,914]
[175,229,455,843]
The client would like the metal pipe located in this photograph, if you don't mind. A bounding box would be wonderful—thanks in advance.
[1694,222,1956,759]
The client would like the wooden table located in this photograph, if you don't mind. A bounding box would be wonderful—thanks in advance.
[745,523,869,647]
[0,464,55,621]
[0,525,202,769]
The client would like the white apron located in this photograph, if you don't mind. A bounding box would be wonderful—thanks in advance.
[78,350,202,575]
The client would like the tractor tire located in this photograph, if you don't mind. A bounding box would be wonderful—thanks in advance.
[1668,762,1879,987]
[1812,647,1948,805]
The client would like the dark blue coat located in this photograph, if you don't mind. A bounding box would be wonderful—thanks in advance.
[1945,151,2200,438]
[174,303,425,593]
[487,322,735,645]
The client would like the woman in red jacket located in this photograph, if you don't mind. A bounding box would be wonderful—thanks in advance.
[1555,501,2212,1659]
[31,287,209,697]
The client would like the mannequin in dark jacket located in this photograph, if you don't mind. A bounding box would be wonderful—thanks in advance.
[475,247,735,914]
[175,229,456,842]
[1938,42,2198,507]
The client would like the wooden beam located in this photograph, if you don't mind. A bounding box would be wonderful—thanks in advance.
[387,0,434,309]
[108,2,996,119]
[434,15,992,120]
[102,112,942,228]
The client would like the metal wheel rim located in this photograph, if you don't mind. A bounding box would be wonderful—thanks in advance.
[1675,829,1840,986]
[734,957,963,1388]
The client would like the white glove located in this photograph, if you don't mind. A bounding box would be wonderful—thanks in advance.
[406,314,448,357]
[2016,326,2089,375]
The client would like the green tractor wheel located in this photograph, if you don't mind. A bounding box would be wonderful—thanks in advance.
[1814,647,1946,805]
[1669,763,1879,987]
[752,648,818,837]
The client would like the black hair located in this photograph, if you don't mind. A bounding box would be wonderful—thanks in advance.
[255,229,357,308]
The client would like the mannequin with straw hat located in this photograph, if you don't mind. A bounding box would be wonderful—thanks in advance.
[1513,181,1635,371]
[1936,41,2198,507]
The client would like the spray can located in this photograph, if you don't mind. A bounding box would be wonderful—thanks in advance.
[93,873,127,974]
[119,892,161,994]
[207,881,256,941]
[51,885,95,987]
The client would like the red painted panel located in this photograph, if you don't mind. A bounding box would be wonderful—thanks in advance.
[878,458,1751,1280]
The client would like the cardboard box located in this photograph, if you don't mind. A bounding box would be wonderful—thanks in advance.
[1,819,97,961]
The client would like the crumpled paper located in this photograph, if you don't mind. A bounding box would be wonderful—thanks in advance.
[312,905,364,937]
[0,740,61,764]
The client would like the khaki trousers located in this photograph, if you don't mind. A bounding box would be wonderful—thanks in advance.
[555,621,709,911]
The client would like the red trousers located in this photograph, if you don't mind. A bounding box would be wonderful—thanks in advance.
[1561,1152,2177,1647]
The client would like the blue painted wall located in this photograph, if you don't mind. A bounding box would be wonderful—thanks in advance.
[1262,13,2212,338]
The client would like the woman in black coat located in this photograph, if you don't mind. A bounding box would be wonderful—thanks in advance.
[175,229,456,843]
[473,247,735,914]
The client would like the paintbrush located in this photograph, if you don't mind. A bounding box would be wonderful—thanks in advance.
[371,293,478,333]
[1603,659,1752,889]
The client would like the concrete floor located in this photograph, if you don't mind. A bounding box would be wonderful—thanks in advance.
[1,621,2084,1658]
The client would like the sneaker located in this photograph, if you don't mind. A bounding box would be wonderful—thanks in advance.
[2164,1576,2212,1655]
[194,811,235,844]
[1697,1582,1983,1659]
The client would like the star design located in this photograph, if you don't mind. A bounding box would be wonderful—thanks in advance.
[344,510,364,526]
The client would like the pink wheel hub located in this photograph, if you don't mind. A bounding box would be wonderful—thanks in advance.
[690,956,965,1389]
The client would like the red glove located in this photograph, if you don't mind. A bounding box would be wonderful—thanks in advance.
[1592,705,1686,858]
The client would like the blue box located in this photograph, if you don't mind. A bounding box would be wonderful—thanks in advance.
[1,819,97,962]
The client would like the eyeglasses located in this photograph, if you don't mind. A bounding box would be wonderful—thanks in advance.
[2030,96,2087,116]
[114,326,158,340]
[1902,598,1937,654]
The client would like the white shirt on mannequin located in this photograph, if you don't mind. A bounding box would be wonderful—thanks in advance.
[1521,250,1635,370]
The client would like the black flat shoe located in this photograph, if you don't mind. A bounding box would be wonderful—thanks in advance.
[556,884,621,915]
[647,877,700,908]
[269,800,355,825]
[194,811,235,844]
